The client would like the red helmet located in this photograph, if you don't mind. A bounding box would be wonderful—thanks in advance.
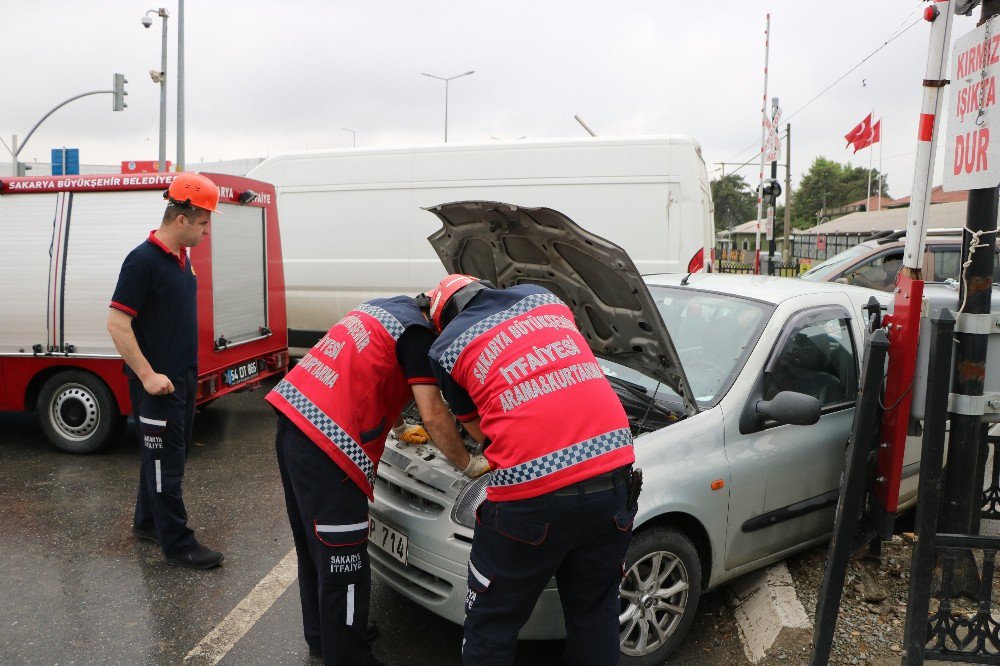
[164,172,222,213]
[424,274,486,332]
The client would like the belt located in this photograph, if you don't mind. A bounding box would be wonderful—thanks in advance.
[551,466,631,495]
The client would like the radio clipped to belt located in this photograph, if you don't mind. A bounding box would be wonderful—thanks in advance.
[627,467,643,512]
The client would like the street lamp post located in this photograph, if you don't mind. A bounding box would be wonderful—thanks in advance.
[420,70,475,142]
[341,127,356,147]
[142,8,169,172]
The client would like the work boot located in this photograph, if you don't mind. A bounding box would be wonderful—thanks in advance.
[165,543,224,569]
[132,525,160,546]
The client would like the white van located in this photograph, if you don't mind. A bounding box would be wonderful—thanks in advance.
[248,135,714,349]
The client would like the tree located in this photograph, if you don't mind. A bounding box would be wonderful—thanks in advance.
[791,157,889,228]
[710,173,757,231]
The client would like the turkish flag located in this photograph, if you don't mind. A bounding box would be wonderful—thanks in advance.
[844,113,879,153]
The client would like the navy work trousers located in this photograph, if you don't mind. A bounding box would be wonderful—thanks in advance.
[131,368,198,556]
[275,415,372,666]
[463,470,634,666]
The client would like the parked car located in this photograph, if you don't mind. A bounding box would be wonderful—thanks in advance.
[800,229,1000,291]
[368,201,915,664]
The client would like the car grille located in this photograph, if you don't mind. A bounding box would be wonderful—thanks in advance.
[369,546,453,603]
[374,476,446,515]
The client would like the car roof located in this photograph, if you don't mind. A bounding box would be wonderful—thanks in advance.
[644,272,883,305]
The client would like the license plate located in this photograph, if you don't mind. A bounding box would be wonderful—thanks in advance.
[369,515,408,565]
[222,359,260,387]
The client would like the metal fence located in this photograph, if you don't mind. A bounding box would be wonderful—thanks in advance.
[716,258,802,277]
[716,231,872,266]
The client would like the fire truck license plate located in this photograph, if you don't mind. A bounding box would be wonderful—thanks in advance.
[222,360,260,387]
[370,516,408,565]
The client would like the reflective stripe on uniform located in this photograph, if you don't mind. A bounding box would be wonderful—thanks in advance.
[354,303,405,340]
[437,293,564,373]
[490,428,632,488]
[469,561,490,588]
[273,380,376,488]
[346,583,356,626]
[140,416,167,427]
[155,459,163,493]
[316,522,369,533]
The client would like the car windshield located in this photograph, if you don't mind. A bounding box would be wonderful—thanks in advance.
[800,244,873,281]
[599,286,772,408]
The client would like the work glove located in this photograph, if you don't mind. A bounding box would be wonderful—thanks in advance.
[395,425,430,445]
[463,454,491,479]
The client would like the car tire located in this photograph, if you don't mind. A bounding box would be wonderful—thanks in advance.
[618,527,702,665]
[36,371,123,454]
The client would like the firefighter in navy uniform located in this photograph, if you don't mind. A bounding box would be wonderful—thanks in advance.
[424,274,637,666]
[265,295,487,665]
[108,172,224,570]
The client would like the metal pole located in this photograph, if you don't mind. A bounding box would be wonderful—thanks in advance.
[177,0,185,171]
[866,107,874,210]
[11,135,17,177]
[754,13,770,275]
[767,97,778,275]
[876,0,955,522]
[783,123,792,258]
[158,9,168,173]
[444,79,449,143]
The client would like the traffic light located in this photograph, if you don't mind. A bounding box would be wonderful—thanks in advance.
[761,179,782,207]
[113,73,128,112]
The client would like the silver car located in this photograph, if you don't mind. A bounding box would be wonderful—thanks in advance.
[368,201,913,664]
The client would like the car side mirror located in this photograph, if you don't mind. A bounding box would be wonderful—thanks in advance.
[755,391,822,426]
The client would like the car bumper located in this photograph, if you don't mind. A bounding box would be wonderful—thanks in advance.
[369,459,567,640]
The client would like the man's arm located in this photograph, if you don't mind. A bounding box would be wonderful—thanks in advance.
[462,417,485,444]
[410,384,470,471]
[107,309,174,395]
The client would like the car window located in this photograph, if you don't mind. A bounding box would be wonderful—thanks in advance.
[842,252,902,291]
[764,317,857,408]
[600,287,773,408]
[800,244,872,281]
[932,248,961,282]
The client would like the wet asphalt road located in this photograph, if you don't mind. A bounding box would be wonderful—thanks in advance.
[0,377,743,665]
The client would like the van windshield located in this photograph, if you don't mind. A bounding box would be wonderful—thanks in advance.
[600,287,772,407]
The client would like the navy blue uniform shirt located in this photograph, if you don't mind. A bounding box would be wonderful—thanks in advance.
[110,230,198,381]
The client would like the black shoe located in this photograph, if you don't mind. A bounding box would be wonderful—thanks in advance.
[132,526,160,546]
[165,543,224,569]
[308,645,322,658]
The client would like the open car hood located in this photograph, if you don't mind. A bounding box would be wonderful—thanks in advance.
[424,200,698,415]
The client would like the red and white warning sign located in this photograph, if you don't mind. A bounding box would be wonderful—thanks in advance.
[944,16,1000,191]
[763,106,782,162]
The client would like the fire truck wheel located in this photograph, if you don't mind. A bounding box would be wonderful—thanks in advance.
[37,371,122,454]
[618,527,702,665]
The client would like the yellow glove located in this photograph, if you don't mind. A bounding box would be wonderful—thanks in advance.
[463,454,491,478]
[399,425,430,445]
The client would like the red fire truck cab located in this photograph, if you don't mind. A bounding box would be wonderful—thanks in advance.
[0,172,289,453]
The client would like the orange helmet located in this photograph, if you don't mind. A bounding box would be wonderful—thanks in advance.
[423,274,489,332]
[164,172,222,213]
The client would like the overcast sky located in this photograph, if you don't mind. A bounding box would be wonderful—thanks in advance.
[0,1,980,197]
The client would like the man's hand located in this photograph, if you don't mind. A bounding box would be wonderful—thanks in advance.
[399,425,429,445]
[463,454,490,479]
[142,373,175,396]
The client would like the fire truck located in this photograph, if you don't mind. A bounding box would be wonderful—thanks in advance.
[0,172,289,453]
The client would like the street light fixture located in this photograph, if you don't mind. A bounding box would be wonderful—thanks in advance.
[420,70,475,142]
[341,127,356,148]
[142,8,169,172]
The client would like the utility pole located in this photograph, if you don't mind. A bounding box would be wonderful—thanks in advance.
[783,123,792,258]
[177,0,185,171]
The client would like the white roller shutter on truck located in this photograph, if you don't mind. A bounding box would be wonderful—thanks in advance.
[211,203,267,348]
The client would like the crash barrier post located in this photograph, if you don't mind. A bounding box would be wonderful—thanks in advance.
[809,327,889,666]
[902,309,955,664]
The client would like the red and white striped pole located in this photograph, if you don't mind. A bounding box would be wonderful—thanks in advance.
[754,13,770,275]
[877,0,955,521]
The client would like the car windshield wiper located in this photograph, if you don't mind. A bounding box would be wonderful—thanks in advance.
[605,375,648,395]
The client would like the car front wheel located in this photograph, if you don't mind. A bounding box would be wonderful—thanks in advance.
[618,527,702,665]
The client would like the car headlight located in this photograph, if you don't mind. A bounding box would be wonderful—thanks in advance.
[451,472,491,529]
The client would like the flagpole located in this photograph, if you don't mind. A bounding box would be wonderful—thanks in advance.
[866,107,874,211]
[755,13,771,275]
[878,122,884,210]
